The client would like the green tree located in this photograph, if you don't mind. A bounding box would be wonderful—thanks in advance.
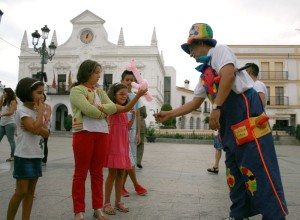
[160,103,176,128]
[204,116,209,124]
[64,114,73,131]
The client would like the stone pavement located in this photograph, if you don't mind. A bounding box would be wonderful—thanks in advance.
[0,136,299,220]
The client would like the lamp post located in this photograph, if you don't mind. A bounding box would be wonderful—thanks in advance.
[31,25,56,82]
[0,10,3,23]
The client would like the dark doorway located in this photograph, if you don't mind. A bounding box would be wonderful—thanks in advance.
[55,104,69,131]
[275,120,288,130]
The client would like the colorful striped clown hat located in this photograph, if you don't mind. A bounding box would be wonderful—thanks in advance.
[181,23,217,54]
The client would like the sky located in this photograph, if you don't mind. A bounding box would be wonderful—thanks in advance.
[1,0,300,90]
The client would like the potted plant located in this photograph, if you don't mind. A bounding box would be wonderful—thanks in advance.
[64,114,73,131]
[146,126,156,143]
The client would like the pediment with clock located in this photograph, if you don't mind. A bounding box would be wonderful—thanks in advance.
[59,10,116,48]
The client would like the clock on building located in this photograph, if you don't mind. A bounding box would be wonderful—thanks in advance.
[80,29,94,44]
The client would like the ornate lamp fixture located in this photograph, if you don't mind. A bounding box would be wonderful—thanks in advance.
[31,25,57,82]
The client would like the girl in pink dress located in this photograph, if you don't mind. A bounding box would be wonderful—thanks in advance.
[103,83,136,215]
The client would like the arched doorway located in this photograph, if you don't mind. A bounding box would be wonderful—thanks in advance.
[55,104,69,131]
[189,117,194,129]
[179,116,186,129]
[196,117,201,129]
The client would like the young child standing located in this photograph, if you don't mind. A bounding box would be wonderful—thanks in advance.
[103,83,141,215]
[7,77,49,220]
[121,70,147,197]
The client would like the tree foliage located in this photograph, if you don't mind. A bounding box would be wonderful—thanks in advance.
[64,114,73,131]
[160,103,176,128]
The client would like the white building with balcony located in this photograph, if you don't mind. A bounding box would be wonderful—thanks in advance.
[17,10,300,133]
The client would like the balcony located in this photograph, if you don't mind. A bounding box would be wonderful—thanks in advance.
[260,71,288,80]
[47,90,70,95]
[46,86,70,95]
[267,96,289,106]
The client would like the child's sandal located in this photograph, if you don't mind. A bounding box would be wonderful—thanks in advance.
[93,209,107,220]
[102,203,116,215]
[115,202,129,213]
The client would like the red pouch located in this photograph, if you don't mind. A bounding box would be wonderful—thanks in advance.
[231,113,271,146]
[231,119,255,145]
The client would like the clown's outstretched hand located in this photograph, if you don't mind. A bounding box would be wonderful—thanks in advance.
[155,111,171,123]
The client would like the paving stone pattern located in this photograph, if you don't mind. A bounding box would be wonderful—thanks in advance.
[0,136,299,220]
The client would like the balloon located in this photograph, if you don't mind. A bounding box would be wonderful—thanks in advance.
[126,59,153,102]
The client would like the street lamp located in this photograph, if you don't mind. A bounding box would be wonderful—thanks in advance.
[31,25,57,82]
[0,10,3,23]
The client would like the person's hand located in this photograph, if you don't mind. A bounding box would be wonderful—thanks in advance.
[34,99,45,114]
[209,110,221,130]
[155,111,171,123]
[136,134,141,145]
[136,87,148,97]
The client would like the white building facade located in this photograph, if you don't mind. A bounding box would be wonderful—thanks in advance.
[231,45,300,131]
[176,46,300,132]
[17,10,300,132]
[18,10,175,131]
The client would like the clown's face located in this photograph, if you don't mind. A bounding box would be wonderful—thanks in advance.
[189,42,208,59]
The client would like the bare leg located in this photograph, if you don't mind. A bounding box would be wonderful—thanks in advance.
[213,149,222,168]
[104,168,117,204]
[7,178,38,220]
[115,169,125,203]
[123,171,128,187]
[22,178,38,220]
[126,167,139,186]
[207,150,222,174]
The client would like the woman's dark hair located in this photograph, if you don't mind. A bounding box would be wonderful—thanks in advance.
[16,77,44,102]
[43,93,47,101]
[3,88,16,106]
[107,83,128,106]
[71,60,101,88]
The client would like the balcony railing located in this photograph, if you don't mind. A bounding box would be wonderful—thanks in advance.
[260,71,288,80]
[47,90,70,95]
[46,86,70,95]
[267,96,289,106]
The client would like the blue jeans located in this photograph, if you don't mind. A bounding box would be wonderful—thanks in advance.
[0,123,17,157]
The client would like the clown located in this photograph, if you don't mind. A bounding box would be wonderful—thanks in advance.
[156,23,288,220]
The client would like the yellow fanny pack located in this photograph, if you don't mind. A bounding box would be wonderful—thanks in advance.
[231,112,271,146]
